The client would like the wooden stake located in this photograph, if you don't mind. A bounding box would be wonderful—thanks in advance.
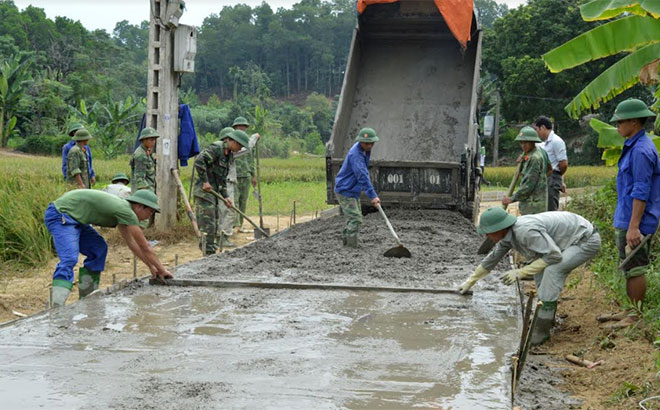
[133,256,137,278]
[175,254,179,267]
[112,274,116,285]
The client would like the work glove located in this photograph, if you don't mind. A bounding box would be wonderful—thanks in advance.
[458,265,489,294]
[500,258,548,285]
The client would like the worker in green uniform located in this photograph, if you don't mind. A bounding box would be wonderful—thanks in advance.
[231,117,257,231]
[193,129,250,255]
[44,189,172,307]
[66,129,93,189]
[130,127,159,193]
[502,126,548,215]
[217,127,239,247]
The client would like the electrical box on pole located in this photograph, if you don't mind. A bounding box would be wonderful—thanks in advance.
[174,25,196,73]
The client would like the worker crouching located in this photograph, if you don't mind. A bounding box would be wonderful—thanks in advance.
[459,207,601,345]
[334,128,381,248]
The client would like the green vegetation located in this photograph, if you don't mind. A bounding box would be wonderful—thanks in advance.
[567,182,660,339]
[483,165,617,189]
[0,153,329,269]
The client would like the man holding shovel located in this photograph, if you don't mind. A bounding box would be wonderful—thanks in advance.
[334,127,381,248]
[193,129,249,255]
[598,99,660,329]
[458,207,601,345]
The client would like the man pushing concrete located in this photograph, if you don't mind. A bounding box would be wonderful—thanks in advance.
[458,207,601,345]
[44,189,173,307]
[334,127,381,248]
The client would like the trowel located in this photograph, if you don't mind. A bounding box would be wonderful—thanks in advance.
[253,139,270,239]
[376,204,411,258]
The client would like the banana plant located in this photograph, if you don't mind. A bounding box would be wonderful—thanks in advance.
[0,55,32,147]
[541,1,660,122]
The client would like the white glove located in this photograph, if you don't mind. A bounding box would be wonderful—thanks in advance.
[458,265,489,294]
[500,258,548,285]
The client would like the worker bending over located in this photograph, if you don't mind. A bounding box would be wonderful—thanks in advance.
[334,127,381,248]
[44,189,172,307]
[459,208,601,345]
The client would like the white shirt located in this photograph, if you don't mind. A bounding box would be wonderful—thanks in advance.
[102,183,131,199]
[536,131,567,172]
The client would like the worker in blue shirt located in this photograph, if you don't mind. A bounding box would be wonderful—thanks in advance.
[62,123,95,184]
[334,127,381,248]
[600,99,660,329]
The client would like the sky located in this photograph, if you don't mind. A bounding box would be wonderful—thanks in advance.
[13,0,528,33]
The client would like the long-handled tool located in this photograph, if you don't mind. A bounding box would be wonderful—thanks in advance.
[171,169,201,238]
[209,189,270,238]
[618,234,653,270]
[477,160,524,254]
[253,138,270,239]
[376,204,411,258]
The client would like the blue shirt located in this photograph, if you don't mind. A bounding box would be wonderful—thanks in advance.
[334,142,377,199]
[614,129,660,234]
[62,140,95,180]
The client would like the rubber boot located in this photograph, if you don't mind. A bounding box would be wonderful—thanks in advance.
[221,234,236,248]
[52,279,73,308]
[531,301,557,346]
[78,267,101,299]
[345,235,359,248]
[200,235,217,256]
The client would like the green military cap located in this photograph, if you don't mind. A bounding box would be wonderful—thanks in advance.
[111,173,130,184]
[68,123,85,136]
[355,127,380,143]
[139,127,160,140]
[477,207,517,235]
[514,126,542,143]
[226,129,250,147]
[232,116,249,127]
[220,126,234,139]
[127,189,160,212]
[73,129,92,141]
[610,98,656,123]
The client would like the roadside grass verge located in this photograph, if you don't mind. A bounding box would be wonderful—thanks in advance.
[484,165,617,189]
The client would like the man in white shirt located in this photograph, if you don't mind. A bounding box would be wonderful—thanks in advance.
[534,116,568,211]
[102,173,132,199]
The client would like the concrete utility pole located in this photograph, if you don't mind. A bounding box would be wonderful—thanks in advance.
[147,0,189,230]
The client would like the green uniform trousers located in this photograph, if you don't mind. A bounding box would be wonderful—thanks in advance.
[235,177,251,227]
[336,193,362,240]
[196,198,219,254]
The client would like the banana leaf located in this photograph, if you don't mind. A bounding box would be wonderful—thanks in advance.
[581,0,660,21]
[591,118,624,148]
[563,43,660,118]
[542,16,660,73]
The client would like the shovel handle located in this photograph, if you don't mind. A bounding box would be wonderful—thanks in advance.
[171,169,201,238]
[376,204,402,246]
[209,189,270,238]
[618,234,653,270]
[503,160,524,210]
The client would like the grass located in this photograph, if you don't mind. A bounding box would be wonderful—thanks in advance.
[484,165,617,189]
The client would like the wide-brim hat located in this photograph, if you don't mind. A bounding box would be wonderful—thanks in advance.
[226,129,250,147]
[111,173,130,184]
[139,127,160,140]
[514,126,542,143]
[355,127,379,143]
[220,126,234,139]
[68,123,85,136]
[477,207,517,234]
[232,116,249,127]
[610,98,656,122]
[127,190,160,212]
[73,129,92,141]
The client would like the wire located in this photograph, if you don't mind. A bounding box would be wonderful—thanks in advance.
[640,396,660,410]
[505,93,572,102]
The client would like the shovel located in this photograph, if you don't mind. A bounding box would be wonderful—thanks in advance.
[209,189,270,238]
[376,204,411,258]
[253,138,270,239]
[477,160,523,254]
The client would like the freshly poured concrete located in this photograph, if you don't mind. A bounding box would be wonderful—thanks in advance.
[0,210,521,408]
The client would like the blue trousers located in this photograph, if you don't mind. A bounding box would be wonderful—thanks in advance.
[44,203,107,283]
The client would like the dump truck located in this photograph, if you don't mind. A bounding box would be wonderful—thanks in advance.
[326,0,482,220]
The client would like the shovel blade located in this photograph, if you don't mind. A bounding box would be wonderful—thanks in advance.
[384,245,411,258]
[255,227,271,239]
[477,236,495,255]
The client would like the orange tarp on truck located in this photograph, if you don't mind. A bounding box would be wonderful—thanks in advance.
[356,0,474,48]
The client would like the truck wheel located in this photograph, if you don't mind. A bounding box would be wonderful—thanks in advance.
[463,198,480,223]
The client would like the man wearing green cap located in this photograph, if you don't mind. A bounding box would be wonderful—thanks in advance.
[534,116,568,211]
[62,123,95,184]
[598,98,660,328]
[66,129,93,189]
[502,126,548,215]
[44,189,173,307]
[458,207,601,345]
[130,127,159,194]
[217,126,239,246]
[103,173,132,199]
[231,116,258,232]
[193,128,249,255]
[334,127,381,248]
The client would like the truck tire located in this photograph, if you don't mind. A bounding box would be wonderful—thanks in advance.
[463,197,480,223]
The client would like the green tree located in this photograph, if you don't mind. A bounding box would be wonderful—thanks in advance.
[474,0,509,28]
[0,54,32,147]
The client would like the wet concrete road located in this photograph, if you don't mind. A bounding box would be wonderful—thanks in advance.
[0,284,517,409]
